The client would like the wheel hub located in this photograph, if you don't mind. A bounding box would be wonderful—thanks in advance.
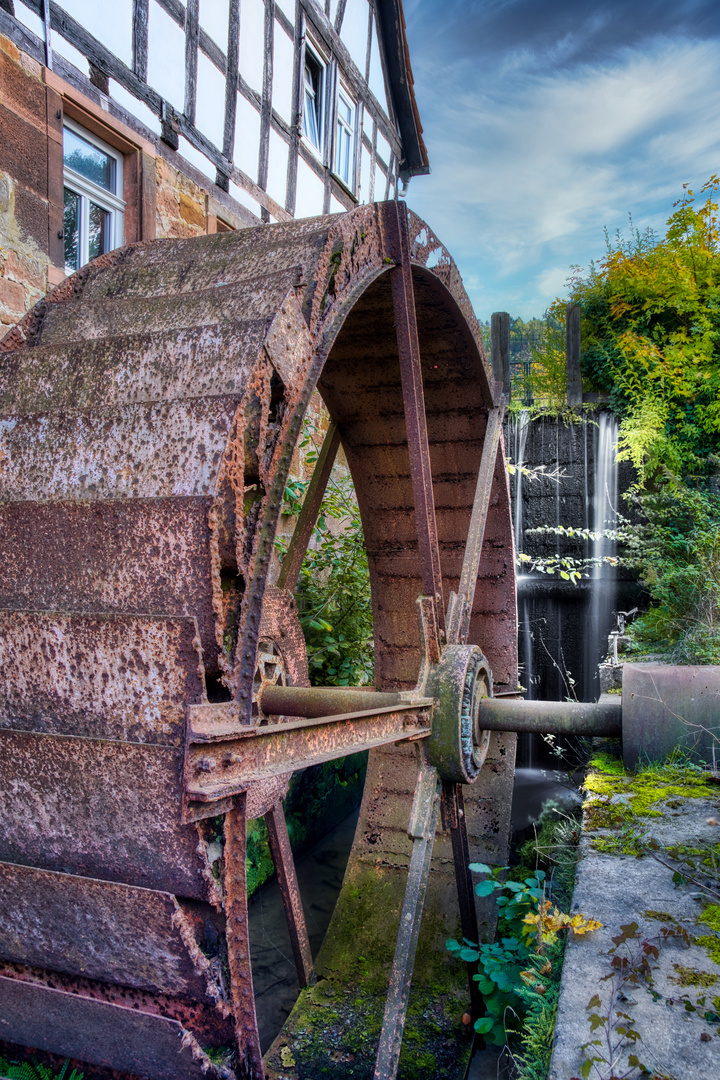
[424,644,492,784]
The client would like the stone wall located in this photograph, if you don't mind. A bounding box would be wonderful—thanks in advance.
[0,31,257,328]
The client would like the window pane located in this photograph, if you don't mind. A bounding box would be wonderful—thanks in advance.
[64,127,115,191]
[302,56,322,149]
[88,202,112,260]
[336,125,352,186]
[63,188,80,275]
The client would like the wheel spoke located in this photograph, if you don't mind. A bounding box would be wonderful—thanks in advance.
[446,404,505,645]
[276,421,341,591]
[223,794,264,1079]
[440,781,483,1018]
[374,761,440,1080]
[265,800,315,988]
[388,203,445,625]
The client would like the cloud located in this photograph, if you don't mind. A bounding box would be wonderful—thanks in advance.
[406,30,720,318]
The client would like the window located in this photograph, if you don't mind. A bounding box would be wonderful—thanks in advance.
[63,120,125,275]
[334,86,357,191]
[302,43,326,154]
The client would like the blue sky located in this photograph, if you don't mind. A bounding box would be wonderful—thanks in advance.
[403,0,720,320]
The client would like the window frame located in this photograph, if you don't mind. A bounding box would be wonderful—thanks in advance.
[63,117,126,274]
[332,82,358,195]
[300,37,328,161]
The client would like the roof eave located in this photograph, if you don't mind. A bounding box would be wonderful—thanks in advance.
[375,0,430,181]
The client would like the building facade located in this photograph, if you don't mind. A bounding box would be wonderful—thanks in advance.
[0,0,428,327]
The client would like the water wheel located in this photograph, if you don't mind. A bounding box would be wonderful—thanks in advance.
[0,202,517,1080]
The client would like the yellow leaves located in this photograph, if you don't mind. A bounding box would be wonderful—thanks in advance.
[523,898,603,944]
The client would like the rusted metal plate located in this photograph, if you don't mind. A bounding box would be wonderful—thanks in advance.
[0,611,205,744]
[185,704,432,802]
[0,399,239,502]
[0,861,222,1000]
[81,222,331,303]
[0,730,217,900]
[0,323,267,414]
[39,273,300,344]
[0,975,233,1080]
[0,496,221,668]
[224,796,264,1080]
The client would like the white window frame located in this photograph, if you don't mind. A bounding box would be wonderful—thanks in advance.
[333,82,358,195]
[63,118,125,272]
[301,38,327,160]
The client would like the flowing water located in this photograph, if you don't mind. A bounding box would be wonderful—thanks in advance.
[583,412,619,698]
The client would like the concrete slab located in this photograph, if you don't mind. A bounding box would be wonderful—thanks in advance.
[550,799,720,1079]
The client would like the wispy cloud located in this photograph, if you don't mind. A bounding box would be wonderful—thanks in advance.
[404,4,720,319]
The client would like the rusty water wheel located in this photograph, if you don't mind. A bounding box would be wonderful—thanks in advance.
[0,203,517,1080]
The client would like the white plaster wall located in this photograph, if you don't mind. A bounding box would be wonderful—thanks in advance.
[340,0,370,76]
[179,135,216,183]
[234,93,262,182]
[196,50,227,150]
[360,143,371,203]
[110,79,162,136]
[200,0,230,53]
[376,130,391,168]
[368,19,389,114]
[147,0,186,109]
[374,161,386,200]
[274,0,295,27]
[52,33,90,77]
[230,180,262,219]
[295,158,325,218]
[62,0,133,69]
[266,129,289,207]
[272,23,295,126]
[239,0,266,95]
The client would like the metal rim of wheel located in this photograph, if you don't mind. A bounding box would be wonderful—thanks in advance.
[0,201,517,1080]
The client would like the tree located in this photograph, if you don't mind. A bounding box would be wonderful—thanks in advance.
[570,176,720,487]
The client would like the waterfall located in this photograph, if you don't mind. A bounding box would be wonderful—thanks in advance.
[584,412,619,698]
[511,411,533,703]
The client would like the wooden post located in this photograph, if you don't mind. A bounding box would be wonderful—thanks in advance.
[490,311,511,400]
[566,303,582,406]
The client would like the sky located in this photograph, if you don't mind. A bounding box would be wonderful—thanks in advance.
[402,0,720,321]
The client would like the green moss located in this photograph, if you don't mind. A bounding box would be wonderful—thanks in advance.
[582,753,718,835]
[672,964,719,988]
[644,910,677,923]
[696,935,720,965]
[700,905,720,933]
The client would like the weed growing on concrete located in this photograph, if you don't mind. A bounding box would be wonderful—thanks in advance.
[575,921,690,1080]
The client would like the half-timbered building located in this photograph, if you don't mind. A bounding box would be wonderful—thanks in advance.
[0,0,428,325]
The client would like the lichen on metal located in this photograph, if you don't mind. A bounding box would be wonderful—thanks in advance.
[0,202,518,1079]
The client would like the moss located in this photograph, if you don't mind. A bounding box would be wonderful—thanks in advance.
[700,905,720,933]
[583,801,626,831]
[644,910,678,923]
[672,964,719,988]
[582,753,718,832]
[696,935,720,965]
